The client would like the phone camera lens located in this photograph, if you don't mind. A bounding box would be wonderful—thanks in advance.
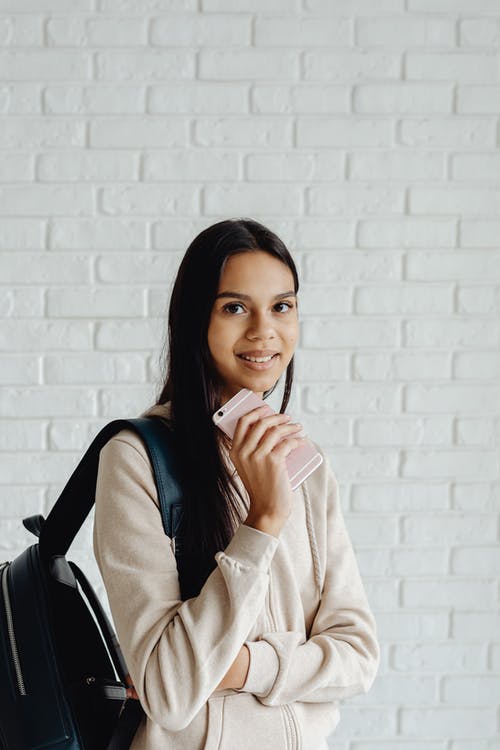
[217,410,224,417]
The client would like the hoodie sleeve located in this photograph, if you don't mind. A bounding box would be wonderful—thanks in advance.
[235,447,380,706]
[92,431,279,732]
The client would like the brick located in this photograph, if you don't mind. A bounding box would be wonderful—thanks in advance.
[195,118,292,147]
[0,321,92,352]
[44,85,145,114]
[204,184,300,215]
[0,355,39,385]
[452,484,500,512]
[298,285,350,314]
[393,643,486,673]
[0,0,91,7]
[356,417,452,447]
[358,218,454,248]
[0,288,44,317]
[0,420,44,450]
[96,320,163,350]
[355,285,452,314]
[409,0,500,10]
[305,251,400,282]
[298,118,393,147]
[405,319,499,348]
[392,352,451,381]
[303,50,400,82]
[44,354,146,384]
[304,0,404,9]
[252,85,349,114]
[400,118,493,147]
[452,612,500,639]
[459,19,500,47]
[457,287,500,314]
[202,0,295,10]
[152,14,250,46]
[357,17,454,46]
[402,450,498,480]
[0,118,85,148]
[457,85,500,114]
[0,83,41,114]
[452,546,500,576]
[451,153,500,181]
[304,383,400,415]
[50,219,147,250]
[308,185,404,216]
[0,387,95,417]
[0,152,33,181]
[247,152,342,182]
[0,254,91,284]
[0,15,42,45]
[0,487,44,520]
[456,418,496,446]
[303,318,398,348]
[352,483,448,512]
[100,0,195,9]
[90,118,187,147]
[99,184,198,216]
[38,151,139,182]
[99,386,157,417]
[151,218,212,250]
[460,220,500,246]
[406,52,497,82]
[406,383,500,414]
[295,220,354,248]
[255,16,352,46]
[400,707,496,737]
[294,351,348,383]
[144,150,238,181]
[0,51,90,80]
[48,18,148,46]
[97,253,178,283]
[454,352,500,379]
[354,83,453,114]
[149,83,247,114]
[199,49,299,80]
[406,250,500,280]
[47,288,143,317]
[96,50,195,80]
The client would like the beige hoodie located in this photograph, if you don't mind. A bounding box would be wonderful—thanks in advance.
[93,401,380,750]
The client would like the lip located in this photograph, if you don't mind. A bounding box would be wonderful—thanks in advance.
[236,350,279,357]
[236,352,279,371]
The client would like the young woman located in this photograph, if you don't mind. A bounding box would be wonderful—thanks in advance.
[93,218,380,750]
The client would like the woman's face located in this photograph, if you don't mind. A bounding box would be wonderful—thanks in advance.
[207,250,299,404]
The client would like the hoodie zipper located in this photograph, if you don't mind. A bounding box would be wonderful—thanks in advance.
[1,561,27,696]
[267,570,301,750]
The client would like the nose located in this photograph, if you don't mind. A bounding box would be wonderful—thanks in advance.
[245,310,276,342]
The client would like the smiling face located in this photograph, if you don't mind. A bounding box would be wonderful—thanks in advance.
[207,250,299,404]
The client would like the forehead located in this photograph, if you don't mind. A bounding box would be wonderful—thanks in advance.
[218,251,294,289]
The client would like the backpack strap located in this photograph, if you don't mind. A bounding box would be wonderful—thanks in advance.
[37,416,184,561]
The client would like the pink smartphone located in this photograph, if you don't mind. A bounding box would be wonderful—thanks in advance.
[212,388,323,491]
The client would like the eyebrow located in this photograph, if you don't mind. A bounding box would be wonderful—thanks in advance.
[215,290,296,301]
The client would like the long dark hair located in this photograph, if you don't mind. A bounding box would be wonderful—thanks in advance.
[154,218,299,599]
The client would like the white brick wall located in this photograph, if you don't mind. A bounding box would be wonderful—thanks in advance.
[1,2,499,747]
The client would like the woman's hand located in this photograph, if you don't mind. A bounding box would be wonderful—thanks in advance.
[229,406,305,534]
[215,645,250,691]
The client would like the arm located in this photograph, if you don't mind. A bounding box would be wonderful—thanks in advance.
[93,433,279,731]
[235,448,380,706]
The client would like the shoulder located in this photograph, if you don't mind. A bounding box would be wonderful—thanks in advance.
[301,438,340,512]
[98,427,159,508]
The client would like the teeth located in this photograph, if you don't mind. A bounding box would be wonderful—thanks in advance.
[240,354,275,363]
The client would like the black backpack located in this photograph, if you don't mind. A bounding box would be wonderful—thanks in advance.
[0,416,186,750]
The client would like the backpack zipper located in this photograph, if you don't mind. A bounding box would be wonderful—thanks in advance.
[1,561,27,696]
